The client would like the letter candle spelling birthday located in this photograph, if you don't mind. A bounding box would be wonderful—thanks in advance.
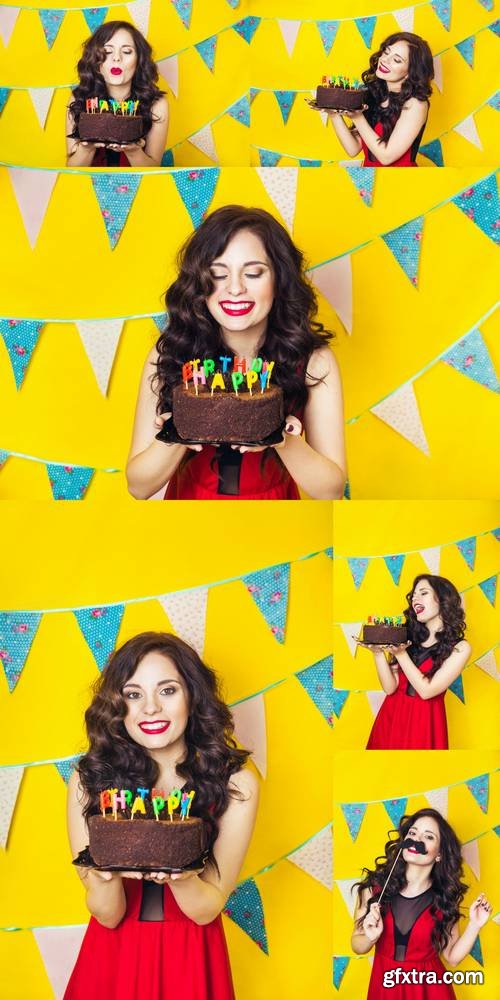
[182,357,276,395]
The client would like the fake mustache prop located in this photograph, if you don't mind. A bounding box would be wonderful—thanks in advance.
[378,838,427,904]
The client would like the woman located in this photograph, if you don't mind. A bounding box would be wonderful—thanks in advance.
[366,576,470,749]
[352,809,492,998]
[66,22,168,167]
[64,632,258,999]
[127,205,346,500]
[323,33,433,166]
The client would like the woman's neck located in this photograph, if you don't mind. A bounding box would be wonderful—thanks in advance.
[221,322,267,361]
[422,616,442,644]
[402,863,433,895]
[148,739,187,791]
[106,82,133,102]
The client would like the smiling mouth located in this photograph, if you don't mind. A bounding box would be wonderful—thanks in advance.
[219,301,255,316]
[378,63,390,73]
[138,721,170,734]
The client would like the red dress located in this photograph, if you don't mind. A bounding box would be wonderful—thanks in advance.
[64,879,235,1000]
[366,644,448,750]
[368,896,456,999]
[164,446,300,499]
[92,149,130,167]
[361,116,427,166]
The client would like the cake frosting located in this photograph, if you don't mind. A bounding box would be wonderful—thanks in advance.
[362,616,407,645]
[77,97,144,146]
[316,76,368,111]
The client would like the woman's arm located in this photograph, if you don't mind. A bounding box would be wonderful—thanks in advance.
[121,96,169,167]
[273,346,347,500]
[347,98,428,165]
[369,647,399,695]
[442,894,492,967]
[390,640,470,700]
[352,889,382,954]
[327,112,363,157]
[166,768,259,926]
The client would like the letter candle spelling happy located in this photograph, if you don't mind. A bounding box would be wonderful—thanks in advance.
[99,788,196,821]
[182,357,275,396]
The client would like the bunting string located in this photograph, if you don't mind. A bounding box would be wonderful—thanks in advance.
[333,524,499,561]
[335,767,499,806]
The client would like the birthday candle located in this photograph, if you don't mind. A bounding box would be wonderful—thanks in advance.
[233,357,247,374]
[168,788,182,821]
[121,101,128,115]
[86,99,92,112]
[210,372,225,394]
[265,360,275,387]
[191,358,200,372]
[133,100,139,115]
[114,789,128,812]
[203,358,215,378]
[137,787,149,800]
[131,795,146,818]
[219,356,231,373]
[250,357,263,373]
[231,371,244,394]
[99,99,109,112]
[182,361,193,386]
[185,790,195,819]
[100,789,112,815]
[193,369,207,390]
[246,370,258,395]
[153,795,165,821]
[110,788,119,820]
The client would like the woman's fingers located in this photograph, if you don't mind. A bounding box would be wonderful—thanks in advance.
[154,411,172,428]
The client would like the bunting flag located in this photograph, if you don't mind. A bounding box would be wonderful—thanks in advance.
[33,926,87,1000]
[332,689,350,719]
[333,956,350,990]
[83,8,108,33]
[426,786,448,816]
[172,168,220,228]
[256,167,298,232]
[462,839,480,879]
[477,0,493,9]
[224,878,268,953]
[341,802,367,841]
[288,825,332,889]
[317,20,339,56]
[325,548,334,559]
[449,673,465,702]
[366,690,386,717]
[258,148,281,167]
[0,450,8,469]
[339,622,362,658]
[455,35,475,67]
[0,88,9,115]
[493,529,500,541]
[189,124,218,163]
[76,319,123,395]
[489,19,500,37]
[74,605,124,671]
[29,88,54,130]
[308,256,353,334]
[274,90,296,125]
[54,756,80,784]
[344,166,375,207]
[433,55,443,93]
[299,158,322,167]
[231,694,267,777]
[442,328,499,393]
[277,19,301,57]
[170,0,193,30]
[487,92,500,112]
[195,34,218,72]
[0,7,20,47]
[475,649,500,680]
[0,766,24,848]
[156,55,179,98]
[242,561,290,643]
[466,774,489,812]
[381,216,424,287]
[478,575,498,606]
[384,797,408,829]
[91,174,141,249]
[431,0,452,31]
[39,9,64,48]
[227,96,250,127]
[354,17,377,48]
[420,139,444,167]
[233,17,261,44]
[225,0,240,6]
[347,558,369,589]
[383,554,406,586]
[420,546,440,575]
[0,611,42,692]
[394,7,415,32]
[470,936,484,965]
[456,535,476,570]
[161,150,174,166]
[296,656,334,725]
[336,878,358,918]
[453,114,483,150]
[9,167,58,249]
[127,0,151,36]
[46,464,94,501]
[0,319,44,389]
[158,586,208,656]
[372,383,430,456]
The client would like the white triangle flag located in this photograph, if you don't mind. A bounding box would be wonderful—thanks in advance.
[189,123,218,163]
[29,88,55,129]
[0,7,20,46]
[158,586,208,656]
[425,786,448,817]
[9,167,58,249]
[0,766,24,848]
[394,7,414,32]
[366,690,386,718]
[256,167,298,232]
[420,547,441,576]
[454,114,482,150]
[308,256,353,334]
[157,55,179,98]
[475,650,500,681]
[288,825,332,889]
[461,840,480,879]
[277,19,301,57]
[33,926,86,999]
[339,622,362,658]
[433,56,443,93]
[336,877,358,916]
[231,693,267,778]
[372,383,430,455]
[76,319,124,395]
[493,913,500,925]
[126,0,151,36]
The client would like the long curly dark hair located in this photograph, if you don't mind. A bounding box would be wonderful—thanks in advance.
[354,809,468,952]
[403,574,466,675]
[153,205,333,417]
[77,632,250,862]
[68,21,164,135]
[361,32,433,143]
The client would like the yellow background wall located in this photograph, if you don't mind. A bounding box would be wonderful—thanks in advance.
[0,165,498,500]
[0,501,333,999]
[333,500,500,749]
[333,750,500,998]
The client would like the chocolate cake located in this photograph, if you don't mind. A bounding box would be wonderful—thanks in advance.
[88,815,206,869]
[316,86,368,111]
[362,623,408,645]
[78,112,144,146]
[172,383,284,444]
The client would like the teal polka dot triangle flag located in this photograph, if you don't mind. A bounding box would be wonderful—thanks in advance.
[333,956,350,990]
[345,166,375,206]
[0,450,8,469]
[296,655,334,725]
[355,17,377,48]
[274,91,296,125]
[0,88,9,115]
[449,673,465,702]
[172,168,220,228]
[171,0,193,30]
[488,20,500,37]
[242,562,290,643]
[0,319,44,388]
[225,0,240,7]
[384,553,405,585]
[347,557,369,588]
[384,797,408,829]
[420,138,444,167]
[470,935,484,965]
[479,575,497,606]
[91,174,142,249]
[451,174,499,245]
[432,0,452,31]
[55,756,81,783]
[466,774,489,813]
[258,149,281,166]
[195,34,218,72]
[332,688,349,720]
[39,9,65,48]
[0,612,42,692]
[455,35,475,68]
[224,878,268,953]
[233,17,261,44]
[382,216,424,287]
[341,802,367,841]
[442,329,500,393]
[83,8,108,33]
[74,604,124,670]
[456,535,476,570]
[46,464,94,500]
[227,96,250,127]
[317,21,340,56]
